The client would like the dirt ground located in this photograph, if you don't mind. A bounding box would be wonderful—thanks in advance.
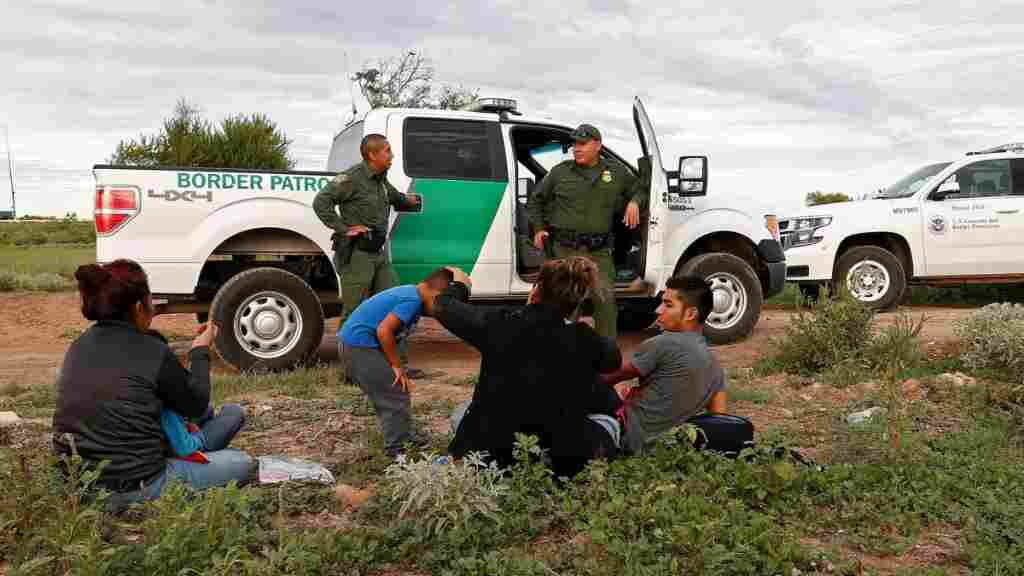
[0,291,972,390]
[0,292,983,573]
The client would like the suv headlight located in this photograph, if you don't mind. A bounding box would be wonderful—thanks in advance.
[779,216,832,249]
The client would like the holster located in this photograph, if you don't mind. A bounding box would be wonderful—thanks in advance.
[355,231,387,253]
[332,233,355,268]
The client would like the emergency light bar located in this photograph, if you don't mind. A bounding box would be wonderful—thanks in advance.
[461,98,519,114]
[967,142,1024,155]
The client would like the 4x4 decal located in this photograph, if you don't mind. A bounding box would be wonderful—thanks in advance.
[148,189,213,202]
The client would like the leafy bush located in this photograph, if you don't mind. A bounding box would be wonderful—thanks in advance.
[0,271,72,292]
[109,100,294,170]
[773,289,876,375]
[125,481,263,576]
[0,270,16,292]
[769,291,927,388]
[383,451,508,535]
[955,303,1024,382]
[26,272,71,292]
[1,453,118,576]
[866,311,927,371]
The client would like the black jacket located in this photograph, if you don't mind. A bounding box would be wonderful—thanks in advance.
[434,282,621,477]
[52,321,210,491]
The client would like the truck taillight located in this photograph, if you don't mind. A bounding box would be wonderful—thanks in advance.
[94,186,140,236]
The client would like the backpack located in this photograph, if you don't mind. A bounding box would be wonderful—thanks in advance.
[684,412,754,456]
[683,412,821,469]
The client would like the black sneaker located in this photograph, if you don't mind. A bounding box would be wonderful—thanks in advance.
[385,431,432,458]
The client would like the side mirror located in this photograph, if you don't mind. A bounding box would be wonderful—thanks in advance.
[669,156,708,197]
[930,182,959,202]
[517,177,534,203]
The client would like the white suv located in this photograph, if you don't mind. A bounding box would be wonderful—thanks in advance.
[781,143,1024,308]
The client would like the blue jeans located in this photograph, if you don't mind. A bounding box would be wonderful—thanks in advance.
[197,404,246,451]
[450,400,471,435]
[106,449,253,512]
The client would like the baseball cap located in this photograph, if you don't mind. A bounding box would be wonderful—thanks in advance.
[570,123,602,142]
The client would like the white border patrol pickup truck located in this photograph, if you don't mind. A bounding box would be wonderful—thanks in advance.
[93,97,786,371]
[781,143,1024,309]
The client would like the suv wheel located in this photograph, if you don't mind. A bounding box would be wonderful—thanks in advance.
[834,246,906,310]
[209,267,324,372]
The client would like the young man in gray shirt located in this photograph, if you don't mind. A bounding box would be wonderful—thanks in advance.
[601,275,728,455]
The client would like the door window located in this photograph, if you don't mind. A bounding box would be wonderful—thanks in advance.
[403,118,507,181]
[932,159,1013,200]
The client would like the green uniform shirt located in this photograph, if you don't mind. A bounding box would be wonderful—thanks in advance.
[528,157,646,235]
[313,161,415,236]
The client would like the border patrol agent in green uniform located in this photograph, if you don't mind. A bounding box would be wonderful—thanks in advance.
[527,124,646,338]
[313,133,421,330]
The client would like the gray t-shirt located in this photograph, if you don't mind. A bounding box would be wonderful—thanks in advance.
[622,331,725,454]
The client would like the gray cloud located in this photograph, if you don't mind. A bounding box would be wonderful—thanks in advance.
[4,0,1024,217]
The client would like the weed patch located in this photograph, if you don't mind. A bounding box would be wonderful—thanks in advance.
[955,302,1024,383]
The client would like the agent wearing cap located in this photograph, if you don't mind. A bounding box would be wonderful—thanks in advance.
[527,123,646,338]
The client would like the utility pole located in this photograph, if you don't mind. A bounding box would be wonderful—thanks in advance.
[3,126,14,218]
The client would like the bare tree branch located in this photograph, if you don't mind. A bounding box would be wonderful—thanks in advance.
[351,51,477,110]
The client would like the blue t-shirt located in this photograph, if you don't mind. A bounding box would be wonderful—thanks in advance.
[340,285,423,348]
[160,409,205,456]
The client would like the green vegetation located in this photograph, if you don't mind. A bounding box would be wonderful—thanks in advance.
[805,191,852,206]
[0,221,95,247]
[4,255,1024,574]
[0,223,95,292]
[0,245,94,292]
[109,100,294,170]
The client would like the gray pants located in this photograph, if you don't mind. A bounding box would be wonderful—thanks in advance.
[341,344,411,453]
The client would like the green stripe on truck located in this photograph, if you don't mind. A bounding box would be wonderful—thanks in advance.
[390,178,507,284]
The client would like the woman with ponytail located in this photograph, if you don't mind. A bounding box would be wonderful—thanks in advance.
[434,257,623,479]
[53,259,252,510]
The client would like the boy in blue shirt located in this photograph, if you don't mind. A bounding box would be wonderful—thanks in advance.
[339,267,457,457]
[161,404,246,463]
[144,329,247,463]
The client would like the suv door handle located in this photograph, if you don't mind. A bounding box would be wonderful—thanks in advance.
[995,209,1020,214]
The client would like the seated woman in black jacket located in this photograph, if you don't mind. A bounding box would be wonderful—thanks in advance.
[52,259,252,510]
[435,257,623,479]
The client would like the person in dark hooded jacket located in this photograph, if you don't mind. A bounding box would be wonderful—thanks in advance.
[435,257,623,479]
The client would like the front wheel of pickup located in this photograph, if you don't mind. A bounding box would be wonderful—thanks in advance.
[209,267,324,372]
[677,252,763,345]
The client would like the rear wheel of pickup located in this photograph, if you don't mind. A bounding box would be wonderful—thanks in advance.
[209,267,324,372]
[835,246,906,310]
[677,252,763,345]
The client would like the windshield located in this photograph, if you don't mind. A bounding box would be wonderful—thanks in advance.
[327,120,364,171]
[529,142,572,172]
[876,162,951,199]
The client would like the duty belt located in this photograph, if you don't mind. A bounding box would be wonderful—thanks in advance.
[355,233,387,253]
[551,228,613,250]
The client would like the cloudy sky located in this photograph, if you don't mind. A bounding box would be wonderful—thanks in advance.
[3,0,1024,218]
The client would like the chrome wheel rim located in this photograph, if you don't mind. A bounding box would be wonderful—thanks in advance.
[705,272,748,331]
[232,291,304,359]
[845,260,891,303]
